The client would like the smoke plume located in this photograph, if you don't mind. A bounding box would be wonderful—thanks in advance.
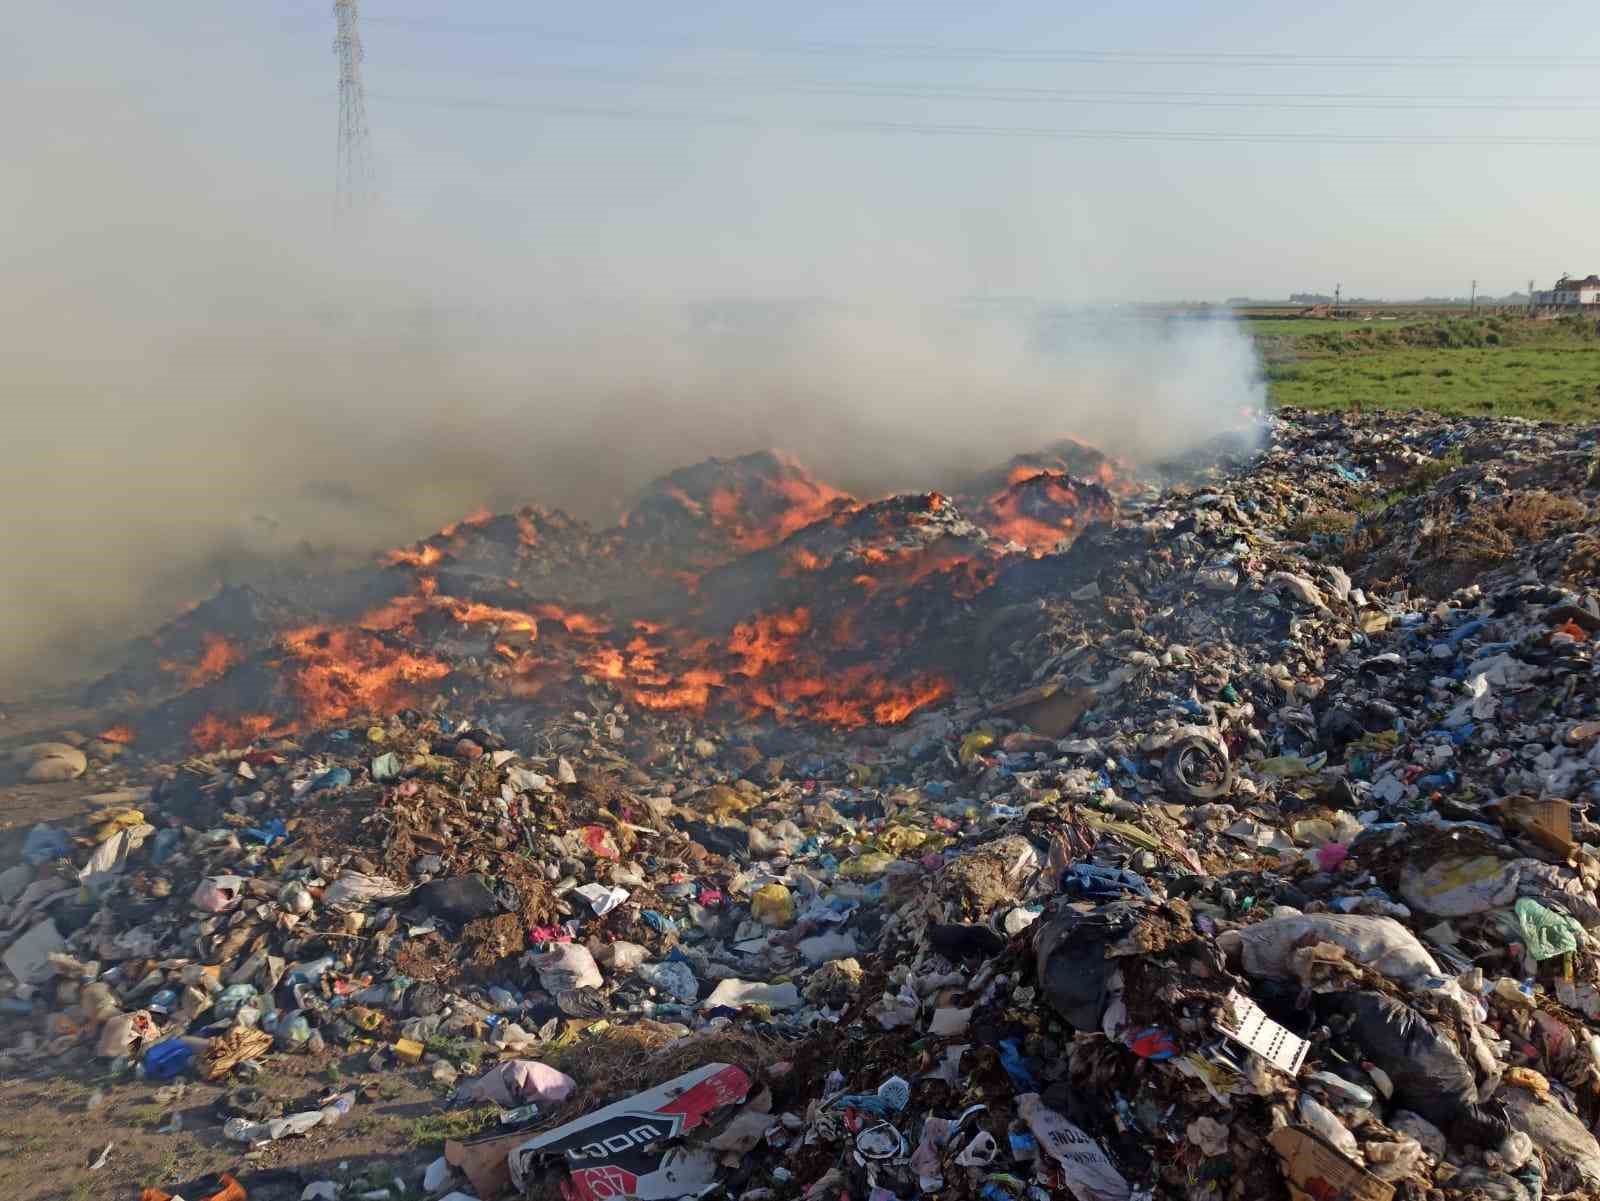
[0,54,1263,693]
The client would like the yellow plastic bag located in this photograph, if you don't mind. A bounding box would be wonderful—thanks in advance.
[838,852,896,880]
[701,784,753,819]
[750,883,795,928]
[93,809,147,842]
[877,826,928,854]
[959,732,995,766]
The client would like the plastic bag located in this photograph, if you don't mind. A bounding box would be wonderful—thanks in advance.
[98,1009,158,1058]
[1514,897,1583,961]
[1501,1087,1600,1191]
[838,852,895,880]
[1298,1094,1359,1159]
[456,1059,576,1107]
[1399,856,1519,917]
[700,979,800,1011]
[533,943,602,993]
[21,824,69,866]
[1317,991,1503,1145]
[1364,1136,1425,1182]
[1035,913,1111,1029]
[414,875,500,922]
[21,744,87,782]
[1220,914,1441,989]
[1017,1093,1130,1201]
[322,871,410,912]
[637,960,698,1002]
[750,883,795,927]
[191,875,245,913]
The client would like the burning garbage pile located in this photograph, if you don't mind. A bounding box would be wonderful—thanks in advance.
[91,447,1138,754]
[5,408,1600,1201]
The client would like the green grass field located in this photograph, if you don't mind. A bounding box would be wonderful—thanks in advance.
[1244,318,1407,338]
[1251,314,1600,421]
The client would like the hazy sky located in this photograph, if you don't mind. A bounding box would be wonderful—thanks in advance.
[12,0,1599,302]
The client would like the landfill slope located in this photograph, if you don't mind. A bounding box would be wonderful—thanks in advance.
[2,407,1600,1201]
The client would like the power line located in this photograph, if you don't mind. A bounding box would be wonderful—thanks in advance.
[377,60,1600,112]
[362,20,1600,69]
[368,91,1600,147]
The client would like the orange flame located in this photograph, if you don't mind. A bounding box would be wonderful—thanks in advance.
[439,505,494,539]
[160,633,243,689]
[385,543,444,569]
[279,625,451,724]
[537,604,612,637]
[190,712,284,752]
[633,666,725,711]
[983,468,1115,556]
[443,599,538,633]
[665,486,704,518]
[728,608,811,677]
[359,593,432,633]
[581,646,627,682]
[98,725,136,745]
[701,463,853,552]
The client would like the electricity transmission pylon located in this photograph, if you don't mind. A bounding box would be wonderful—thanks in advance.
[334,0,374,215]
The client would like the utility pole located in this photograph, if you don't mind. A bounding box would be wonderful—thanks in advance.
[1528,278,1536,316]
[1334,283,1341,317]
[1469,279,1477,315]
[334,0,374,217]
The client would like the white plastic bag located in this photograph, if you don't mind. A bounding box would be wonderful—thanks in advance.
[533,942,602,993]
[1017,1093,1130,1201]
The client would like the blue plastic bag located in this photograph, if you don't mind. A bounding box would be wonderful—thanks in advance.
[309,767,352,794]
[143,1038,194,1081]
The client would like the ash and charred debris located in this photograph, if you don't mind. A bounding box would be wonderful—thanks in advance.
[4,409,1600,1201]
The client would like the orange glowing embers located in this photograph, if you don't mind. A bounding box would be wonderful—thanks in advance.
[98,725,136,745]
[190,712,285,752]
[786,547,825,574]
[442,599,538,633]
[278,625,451,725]
[742,663,952,729]
[439,506,494,539]
[728,608,810,677]
[160,633,244,689]
[982,467,1116,556]
[719,606,949,727]
[385,543,444,569]
[666,453,856,554]
[537,605,612,637]
[145,444,1142,747]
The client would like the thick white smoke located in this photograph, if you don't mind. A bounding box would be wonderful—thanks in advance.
[0,35,1264,692]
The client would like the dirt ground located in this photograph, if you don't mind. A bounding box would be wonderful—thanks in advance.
[0,698,133,846]
[0,1045,472,1201]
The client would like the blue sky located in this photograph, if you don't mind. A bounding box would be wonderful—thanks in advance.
[10,1,1600,300]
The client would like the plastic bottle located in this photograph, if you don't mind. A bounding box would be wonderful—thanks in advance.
[319,1091,355,1126]
[224,1117,271,1144]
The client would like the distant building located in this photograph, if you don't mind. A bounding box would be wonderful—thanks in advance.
[1531,274,1600,310]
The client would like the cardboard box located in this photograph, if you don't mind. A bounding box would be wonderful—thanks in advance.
[1501,795,1575,856]
[1269,1126,1394,1201]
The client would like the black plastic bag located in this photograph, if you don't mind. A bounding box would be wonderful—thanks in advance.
[1317,990,1507,1146]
